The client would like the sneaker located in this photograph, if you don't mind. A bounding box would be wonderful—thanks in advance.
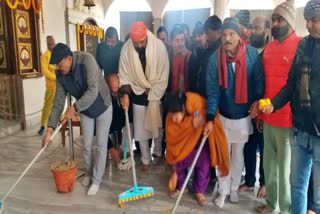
[38,126,45,136]
[195,193,208,206]
[230,191,239,203]
[214,194,226,208]
[87,184,99,196]
[239,183,254,192]
[205,179,217,194]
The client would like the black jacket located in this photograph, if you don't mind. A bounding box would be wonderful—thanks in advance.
[272,36,320,136]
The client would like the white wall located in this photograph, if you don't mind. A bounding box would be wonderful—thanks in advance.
[23,0,107,127]
[66,1,107,51]
[28,0,67,128]
[296,7,308,37]
[105,0,152,37]
[39,0,67,54]
[23,77,45,128]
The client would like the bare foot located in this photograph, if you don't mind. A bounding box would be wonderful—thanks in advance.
[238,183,254,192]
[257,186,266,198]
[169,188,188,198]
[256,205,271,214]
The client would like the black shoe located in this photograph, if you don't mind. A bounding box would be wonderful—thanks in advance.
[38,126,45,136]
[205,179,217,194]
[152,153,161,159]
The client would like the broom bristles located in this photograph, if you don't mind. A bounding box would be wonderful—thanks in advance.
[118,186,154,206]
[119,191,154,204]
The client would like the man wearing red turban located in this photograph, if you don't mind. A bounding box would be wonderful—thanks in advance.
[118,21,169,171]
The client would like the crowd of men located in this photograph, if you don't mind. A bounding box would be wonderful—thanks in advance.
[39,0,320,213]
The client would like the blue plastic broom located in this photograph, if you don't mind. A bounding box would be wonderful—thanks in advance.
[118,109,154,208]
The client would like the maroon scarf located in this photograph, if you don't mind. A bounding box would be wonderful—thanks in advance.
[171,50,192,93]
[218,39,248,104]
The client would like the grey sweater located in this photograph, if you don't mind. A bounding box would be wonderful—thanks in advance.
[48,51,111,129]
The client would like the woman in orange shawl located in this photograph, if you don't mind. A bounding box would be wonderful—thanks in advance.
[165,92,229,206]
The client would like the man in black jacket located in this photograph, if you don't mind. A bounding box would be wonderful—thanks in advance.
[261,1,320,213]
[189,15,222,97]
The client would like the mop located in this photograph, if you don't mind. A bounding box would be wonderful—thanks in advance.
[164,135,208,214]
[0,123,64,214]
[118,109,154,208]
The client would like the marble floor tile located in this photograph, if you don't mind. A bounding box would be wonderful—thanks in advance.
[0,124,265,214]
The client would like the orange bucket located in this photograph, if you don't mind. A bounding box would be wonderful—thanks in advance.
[50,160,77,193]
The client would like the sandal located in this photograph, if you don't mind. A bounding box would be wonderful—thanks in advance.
[239,183,254,192]
[195,193,208,206]
[169,188,188,198]
[168,170,177,192]
[256,205,272,214]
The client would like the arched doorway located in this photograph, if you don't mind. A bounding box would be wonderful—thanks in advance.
[105,0,153,41]
[81,18,100,58]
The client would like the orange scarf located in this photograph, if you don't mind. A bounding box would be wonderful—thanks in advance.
[165,92,229,176]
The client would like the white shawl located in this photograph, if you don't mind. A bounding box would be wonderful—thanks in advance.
[119,31,169,138]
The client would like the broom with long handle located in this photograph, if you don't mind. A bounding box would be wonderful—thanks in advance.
[0,123,64,213]
[170,135,208,214]
[118,109,154,208]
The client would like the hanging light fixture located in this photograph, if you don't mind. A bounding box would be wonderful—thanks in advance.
[83,0,96,10]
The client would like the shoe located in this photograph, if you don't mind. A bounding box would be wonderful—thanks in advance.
[38,126,45,136]
[230,191,239,203]
[195,193,208,206]
[307,210,316,214]
[81,175,91,187]
[240,175,245,183]
[214,194,226,208]
[257,186,266,199]
[238,183,254,192]
[169,188,189,198]
[205,179,216,194]
[152,153,161,159]
[134,148,141,155]
[87,184,99,196]
[256,205,271,214]
[152,153,163,165]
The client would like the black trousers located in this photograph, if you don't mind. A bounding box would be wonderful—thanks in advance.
[243,122,265,187]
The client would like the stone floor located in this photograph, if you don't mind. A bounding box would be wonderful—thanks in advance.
[0,123,266,214]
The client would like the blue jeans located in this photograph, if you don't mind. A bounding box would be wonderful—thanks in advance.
[290,128,320,214]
